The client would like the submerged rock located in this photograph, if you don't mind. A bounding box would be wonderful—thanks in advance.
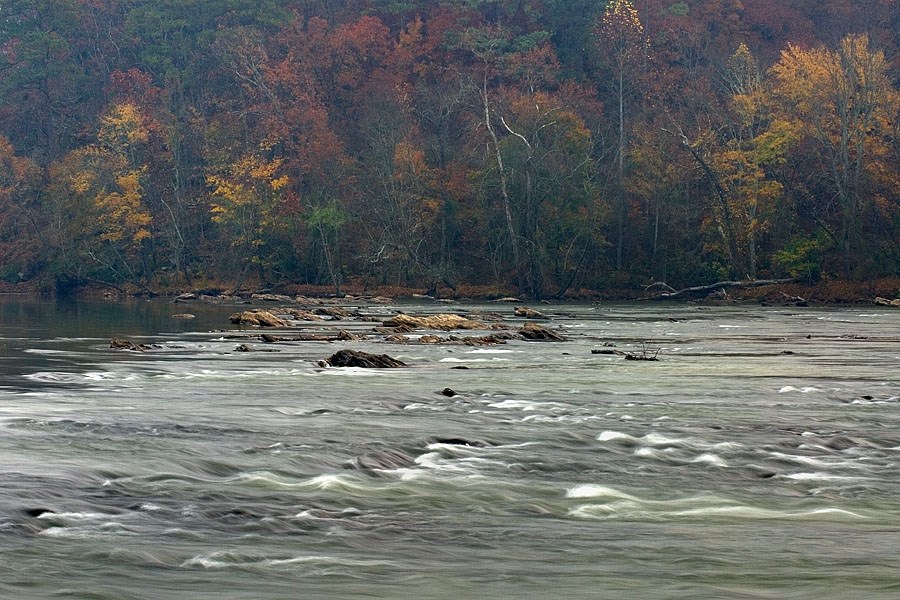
[344,449,416,472]
[324,349,406,368]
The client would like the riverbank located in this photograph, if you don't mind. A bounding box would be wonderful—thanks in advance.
[3,277,899,306]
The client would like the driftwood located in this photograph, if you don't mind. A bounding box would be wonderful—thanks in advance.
[648,278,799,300]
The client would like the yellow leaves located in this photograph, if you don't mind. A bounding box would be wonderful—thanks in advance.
[98,102,149,157]
[206,152,291,250]
[771,34,892,143]
[70,171,96,195]
[94,170,151,244]
[47,145,152,249]
[602,0,644,36]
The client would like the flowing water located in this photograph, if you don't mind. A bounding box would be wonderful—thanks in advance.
[1,297,899,599]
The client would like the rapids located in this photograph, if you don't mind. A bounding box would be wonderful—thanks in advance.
[1,298,899,599]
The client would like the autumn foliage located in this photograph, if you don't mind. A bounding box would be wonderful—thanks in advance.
[0,1,898,295]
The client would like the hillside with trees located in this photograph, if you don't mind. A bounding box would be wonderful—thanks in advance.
[0,0,898,298]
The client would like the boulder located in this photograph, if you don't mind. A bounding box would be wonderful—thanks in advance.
[519,322,566,341]
[382,313,483,330]
[314,306,354,319]
[110,338,158,351]
[514,306,548,319]
[251,293,294,303]
[874,297,900,307]
[324,349,406,368]
[229,309,290,327]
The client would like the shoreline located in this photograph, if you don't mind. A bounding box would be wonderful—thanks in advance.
[2,278,898,307]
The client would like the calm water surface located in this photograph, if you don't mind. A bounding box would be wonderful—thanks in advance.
[1,297,899,599]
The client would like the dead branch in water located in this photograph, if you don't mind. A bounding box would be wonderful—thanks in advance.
[648,278,799,300]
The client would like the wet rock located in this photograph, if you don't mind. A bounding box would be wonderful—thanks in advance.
[337,329,363,341]
[314,306,353,319]
[514,306,548,319]
[110,338,158,351]
[518,322,566,341]
[260,333,287,343]
[324,349,406,368]
[173,293,198,303]
[874,296,900,307]
[278,308,322,321]
[440,387,457,397]
[234,344,279,352]
[229,309,290,327]
[251,293,294,303]
[461,333,515,346]
[382,313,484,331]
[428,436,494,447]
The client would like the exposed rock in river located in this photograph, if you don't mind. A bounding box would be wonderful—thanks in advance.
[518,322,566,341]
[324,349,406,368]
[514,306,549,319]
[874,297,900,307]
[229,309,290,327]
[382,313,485,330]
[110,338,158,351]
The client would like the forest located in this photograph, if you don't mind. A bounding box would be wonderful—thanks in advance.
[0,0,898,298]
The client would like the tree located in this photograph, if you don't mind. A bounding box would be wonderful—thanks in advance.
[771,34,895,277]
[206,151,291,288]
[593,0,648,271]
[0,136,43,283]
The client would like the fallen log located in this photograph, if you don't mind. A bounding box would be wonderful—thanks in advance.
[648,278,799,300]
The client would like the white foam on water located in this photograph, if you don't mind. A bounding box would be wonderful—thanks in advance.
[597,430,638,444]
[778,385,822,393]
[691,453,728,467]
[782,472,867,482]
[566,484,641,501]
[768,452,857,470]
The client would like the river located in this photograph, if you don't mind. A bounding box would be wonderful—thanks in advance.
[0,297,898,599]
